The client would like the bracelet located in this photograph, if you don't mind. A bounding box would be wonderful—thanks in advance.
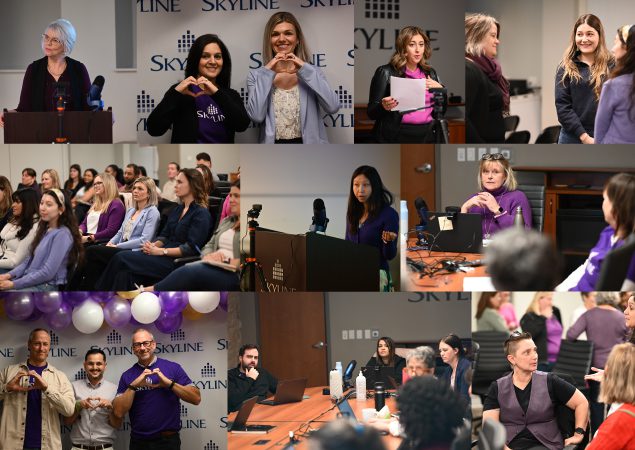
[169,380,176,390]
[75,400,83,413]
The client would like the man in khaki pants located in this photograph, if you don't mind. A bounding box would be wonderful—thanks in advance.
[0,328,75,450]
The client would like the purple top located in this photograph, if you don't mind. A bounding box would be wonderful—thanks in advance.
[401,67,433,125]
[116,358,192,438]
[566,307,628,367]
[595,74,635,144]
[466,186,532,236]
[545,316,563,363]
[345,204,399,272]
[191,85,229,143]
[572,226,635,291]
[79,199,125,241]
[17,57,91,112]
[9,226,73,289]
[25,363,47,448]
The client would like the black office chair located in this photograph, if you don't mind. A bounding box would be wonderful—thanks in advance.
[596,233,635,290]
[505,130,531,143]
[517,184,546,231]
[535,125,561,144]
[553,372,590,450]
[552,340,594,392]
[471,332,510,400]
[503,115,520,132]
[470,419,506,450]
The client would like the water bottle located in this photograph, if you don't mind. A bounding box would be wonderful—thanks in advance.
[329,369,343,400]
[513,206,525,228]
[356,372,367,401]
[335,361,342,377]
[374,382,386,411]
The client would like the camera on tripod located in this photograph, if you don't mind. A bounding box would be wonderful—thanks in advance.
[247,204,262,219]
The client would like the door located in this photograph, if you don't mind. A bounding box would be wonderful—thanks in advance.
[258,292,328,387]
[401,144,437,232]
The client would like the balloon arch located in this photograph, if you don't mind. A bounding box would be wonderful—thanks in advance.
[0,291,228,334]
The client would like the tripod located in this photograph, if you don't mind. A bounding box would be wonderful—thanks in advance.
[238,217,269,292]
[430,88,450,144]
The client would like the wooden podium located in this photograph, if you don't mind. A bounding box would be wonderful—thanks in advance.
[253,230,380,291]
[3,110,113,143]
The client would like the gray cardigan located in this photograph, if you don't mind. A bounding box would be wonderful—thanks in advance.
[246,63,340,143]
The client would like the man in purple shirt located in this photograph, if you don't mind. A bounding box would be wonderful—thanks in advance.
[112,328,201,450]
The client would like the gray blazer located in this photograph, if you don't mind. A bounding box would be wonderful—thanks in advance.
[246,63,340,143]
[108,206,160,250]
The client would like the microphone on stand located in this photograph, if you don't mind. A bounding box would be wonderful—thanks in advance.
[309,198,329,233]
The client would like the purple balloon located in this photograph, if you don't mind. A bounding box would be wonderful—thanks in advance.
[4,292,35,320]
[158,291,189,315]
[62,292,89,307]
[34,292,63,313]
[90,292,115,303]
[154,311,183,334]
[44,301,72,329]
[103,297,132,328]
[219,291,228,312]
[25,307,43,322]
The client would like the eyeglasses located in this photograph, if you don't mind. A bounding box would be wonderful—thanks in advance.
[132,340,154,349]
[93,181,104,186]
[41,34,62,46]
[481,153,506,161]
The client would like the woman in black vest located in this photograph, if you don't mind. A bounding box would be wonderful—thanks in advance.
[1,19,90,127]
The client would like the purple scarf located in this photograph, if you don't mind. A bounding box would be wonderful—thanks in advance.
[468,55,510,112]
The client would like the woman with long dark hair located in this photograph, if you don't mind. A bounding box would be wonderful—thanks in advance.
[147,34,249,143]
[475,292,508,332]
[365,337,406,385]
[247,11,339,143]
[367,25,444,143]
[96,169,211,290]
[0,189,39,273]
[63,163,84,198]
[345,165,398,291]
[556,14,613,144]
[438,334,471,407]
[0,189,83,290]
[72,168,98,224]
[0,176,13,232]
[595,24,635,143]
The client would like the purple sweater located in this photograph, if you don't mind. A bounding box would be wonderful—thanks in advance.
[466,186,532,236]
[8,226,73,289]
[345,204,399,271]
[79,199,125,241]
[572,226,635,291]
[595,74,635,144]
[566,307,628,367]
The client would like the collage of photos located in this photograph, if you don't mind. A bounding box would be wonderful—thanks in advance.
[0,0,634,450]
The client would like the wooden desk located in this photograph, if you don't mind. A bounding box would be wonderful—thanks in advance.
[405,246,486,292]
[228,387,401,449]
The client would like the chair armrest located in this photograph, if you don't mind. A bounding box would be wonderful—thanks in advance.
[173,256,201,267]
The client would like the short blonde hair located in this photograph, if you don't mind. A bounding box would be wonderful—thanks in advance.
[132,176,159,209]
[465,13,499,57]
[477,158,518,191]
[525,292,552,315]
[600,343,635,404]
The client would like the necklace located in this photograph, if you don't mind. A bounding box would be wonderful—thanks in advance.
[47,61,67,77]
[483,192,504,239]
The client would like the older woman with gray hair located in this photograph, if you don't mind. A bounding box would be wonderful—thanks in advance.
[404,345,436,380]
[567,291,629,435]
[1,18,90,127]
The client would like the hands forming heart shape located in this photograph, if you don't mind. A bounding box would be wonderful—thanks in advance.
[80,396,112,410]
[131,367,172,390]
[7,369,47,392]
[266,52,304,74]
[175,76,218,98]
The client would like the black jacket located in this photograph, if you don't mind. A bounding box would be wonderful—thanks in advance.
[147,83,250,143]
[465,58,505,143]
[228,366,278,413]
[520,307,562,364]
[367,64,444,143]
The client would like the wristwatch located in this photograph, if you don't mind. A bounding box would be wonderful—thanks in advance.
[163,248,168,256]
[574,427,585,435]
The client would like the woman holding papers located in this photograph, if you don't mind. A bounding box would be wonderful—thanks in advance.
[367,26,444,143]
[0,19,90,127]
[247,11,340,144]
[143,180,241,291]
[346,165,398,291]
[465,13,509,143]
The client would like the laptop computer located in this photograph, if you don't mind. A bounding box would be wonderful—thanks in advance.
[426,212,483,253]
[258,378,307,406]
[596,234,635,290]
[361,366,400,388]
[228,396,275,434]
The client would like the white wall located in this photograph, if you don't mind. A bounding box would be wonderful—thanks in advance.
[0,0,137,143]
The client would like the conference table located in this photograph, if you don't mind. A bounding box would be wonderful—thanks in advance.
[227,387,402,449]
[405,245,488,291]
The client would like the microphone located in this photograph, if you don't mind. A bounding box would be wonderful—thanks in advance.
[87,75,105,111]
[343,359,356,389]
[309,198,329,233]
[445,206,460,221]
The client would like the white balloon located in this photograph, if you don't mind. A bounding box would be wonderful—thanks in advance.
[188,291,221,313]
[71,300,104,334]
[131,292,161,324]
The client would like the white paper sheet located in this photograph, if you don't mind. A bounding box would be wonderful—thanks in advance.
[390,76,427,112]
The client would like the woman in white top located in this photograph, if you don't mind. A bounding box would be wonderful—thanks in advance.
[247,11,340,144]
[0,189,39,273]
